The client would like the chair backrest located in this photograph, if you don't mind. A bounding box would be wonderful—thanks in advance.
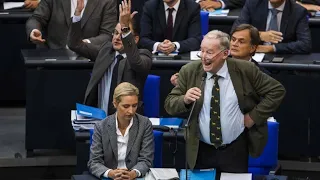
[200,11,209,36]
[248,121,279,175]
[143,75,160,117]
[153,130,163,168]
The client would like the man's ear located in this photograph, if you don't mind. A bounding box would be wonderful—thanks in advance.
[250,45,258,54]
[134,36,140,44]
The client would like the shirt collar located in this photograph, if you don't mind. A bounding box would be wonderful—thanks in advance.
[115,51,127,59]
[268,1,285,11]
[164,0,180,11]
[206,61,228,80]
[115,112,133,136]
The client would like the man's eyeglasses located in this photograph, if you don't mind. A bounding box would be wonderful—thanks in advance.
[197,49,226,59]
[112,29,121,36]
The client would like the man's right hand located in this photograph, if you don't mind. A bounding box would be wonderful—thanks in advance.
[30,29,45,44]
[184,87,201,105]
[170,73,179,86]
[260,30,283,44]
[108,169,127,179]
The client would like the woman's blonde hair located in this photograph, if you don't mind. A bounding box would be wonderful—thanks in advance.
[113,82,139,104]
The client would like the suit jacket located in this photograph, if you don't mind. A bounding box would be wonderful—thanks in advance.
[251,58,270,75]
[139,0,202,53]
[232,0,312,54]
[223,0,246,9]
[67,22,152,112]
[88,113,154,178]
[164,58,286,169]
[26,0,117,49]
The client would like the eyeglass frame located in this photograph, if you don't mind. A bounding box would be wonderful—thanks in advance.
[197,49,227,59]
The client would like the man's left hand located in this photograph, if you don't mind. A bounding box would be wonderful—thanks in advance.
[24,0,39,9]
[256,45,274,53]
[244,114,255,128]
[119,0,138,29]
[199,0,222,10]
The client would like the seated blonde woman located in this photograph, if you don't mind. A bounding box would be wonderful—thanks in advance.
[88,82,154,180]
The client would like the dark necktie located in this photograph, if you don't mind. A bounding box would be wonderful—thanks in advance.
[269,8,280,31]
[210,75,222,148]
[108,54,124,115]
[166,8,174,41]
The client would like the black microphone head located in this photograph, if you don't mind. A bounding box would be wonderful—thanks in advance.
[173,55,182,60]
[202,72,207,80]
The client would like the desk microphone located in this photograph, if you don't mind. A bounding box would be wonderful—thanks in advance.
[184,72,207,180]
[173,55,182,60]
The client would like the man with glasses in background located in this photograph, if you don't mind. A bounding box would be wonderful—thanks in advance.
[170,24,269,86]
[67,0,152,115]
[165,30,285,178]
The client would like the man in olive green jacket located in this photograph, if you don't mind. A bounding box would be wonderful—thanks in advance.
[165,30,285,174]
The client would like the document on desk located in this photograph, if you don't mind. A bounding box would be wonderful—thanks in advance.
[190,51,201,61]
[145,168,179,180]
[252,53,265,62]
[220,172,252,180]
[208,9,230,16]
[3,2,24,10]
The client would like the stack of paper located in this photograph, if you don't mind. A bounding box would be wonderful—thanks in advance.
[71,103,107,130]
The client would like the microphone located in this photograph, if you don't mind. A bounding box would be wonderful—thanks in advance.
[184,72,207,180]
[185,72,207,128]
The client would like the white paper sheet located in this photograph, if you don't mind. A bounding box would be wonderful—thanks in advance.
[252,53,265,62]
[220,173,252,180]
[3,2,24,10]
[190,51,201,61]
[149,118,160,125]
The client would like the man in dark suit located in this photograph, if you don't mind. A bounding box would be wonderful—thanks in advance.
[199,0,246,11]
[26,0,117,49]
[230,24,270,75]
[165,30,285,176]
[232,0,311,54]
[139,0,202,54]
[68,0,152,115]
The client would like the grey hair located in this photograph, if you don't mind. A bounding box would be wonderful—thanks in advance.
[204,30,230,50]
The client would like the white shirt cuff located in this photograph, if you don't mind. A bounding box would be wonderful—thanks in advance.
[173,42,180,52]
[72,15,82,23]
[219,0,226,9]
[153,42,161,54]
[273,45,277,52]
[121,31,132,38]
[82,39,91,43]
[133,169,141,177]
[103,169,112,178]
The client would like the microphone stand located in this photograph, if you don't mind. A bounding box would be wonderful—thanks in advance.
[184,75,206,180]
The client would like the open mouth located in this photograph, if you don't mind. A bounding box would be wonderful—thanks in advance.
[203,60,212,66]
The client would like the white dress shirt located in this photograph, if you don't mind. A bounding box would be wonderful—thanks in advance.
[99,52,127,115]
[266,1,285,32]
[152,0,181,53]
[199,61,244,145]
[264,1,285,52]
[103,114,141,178]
